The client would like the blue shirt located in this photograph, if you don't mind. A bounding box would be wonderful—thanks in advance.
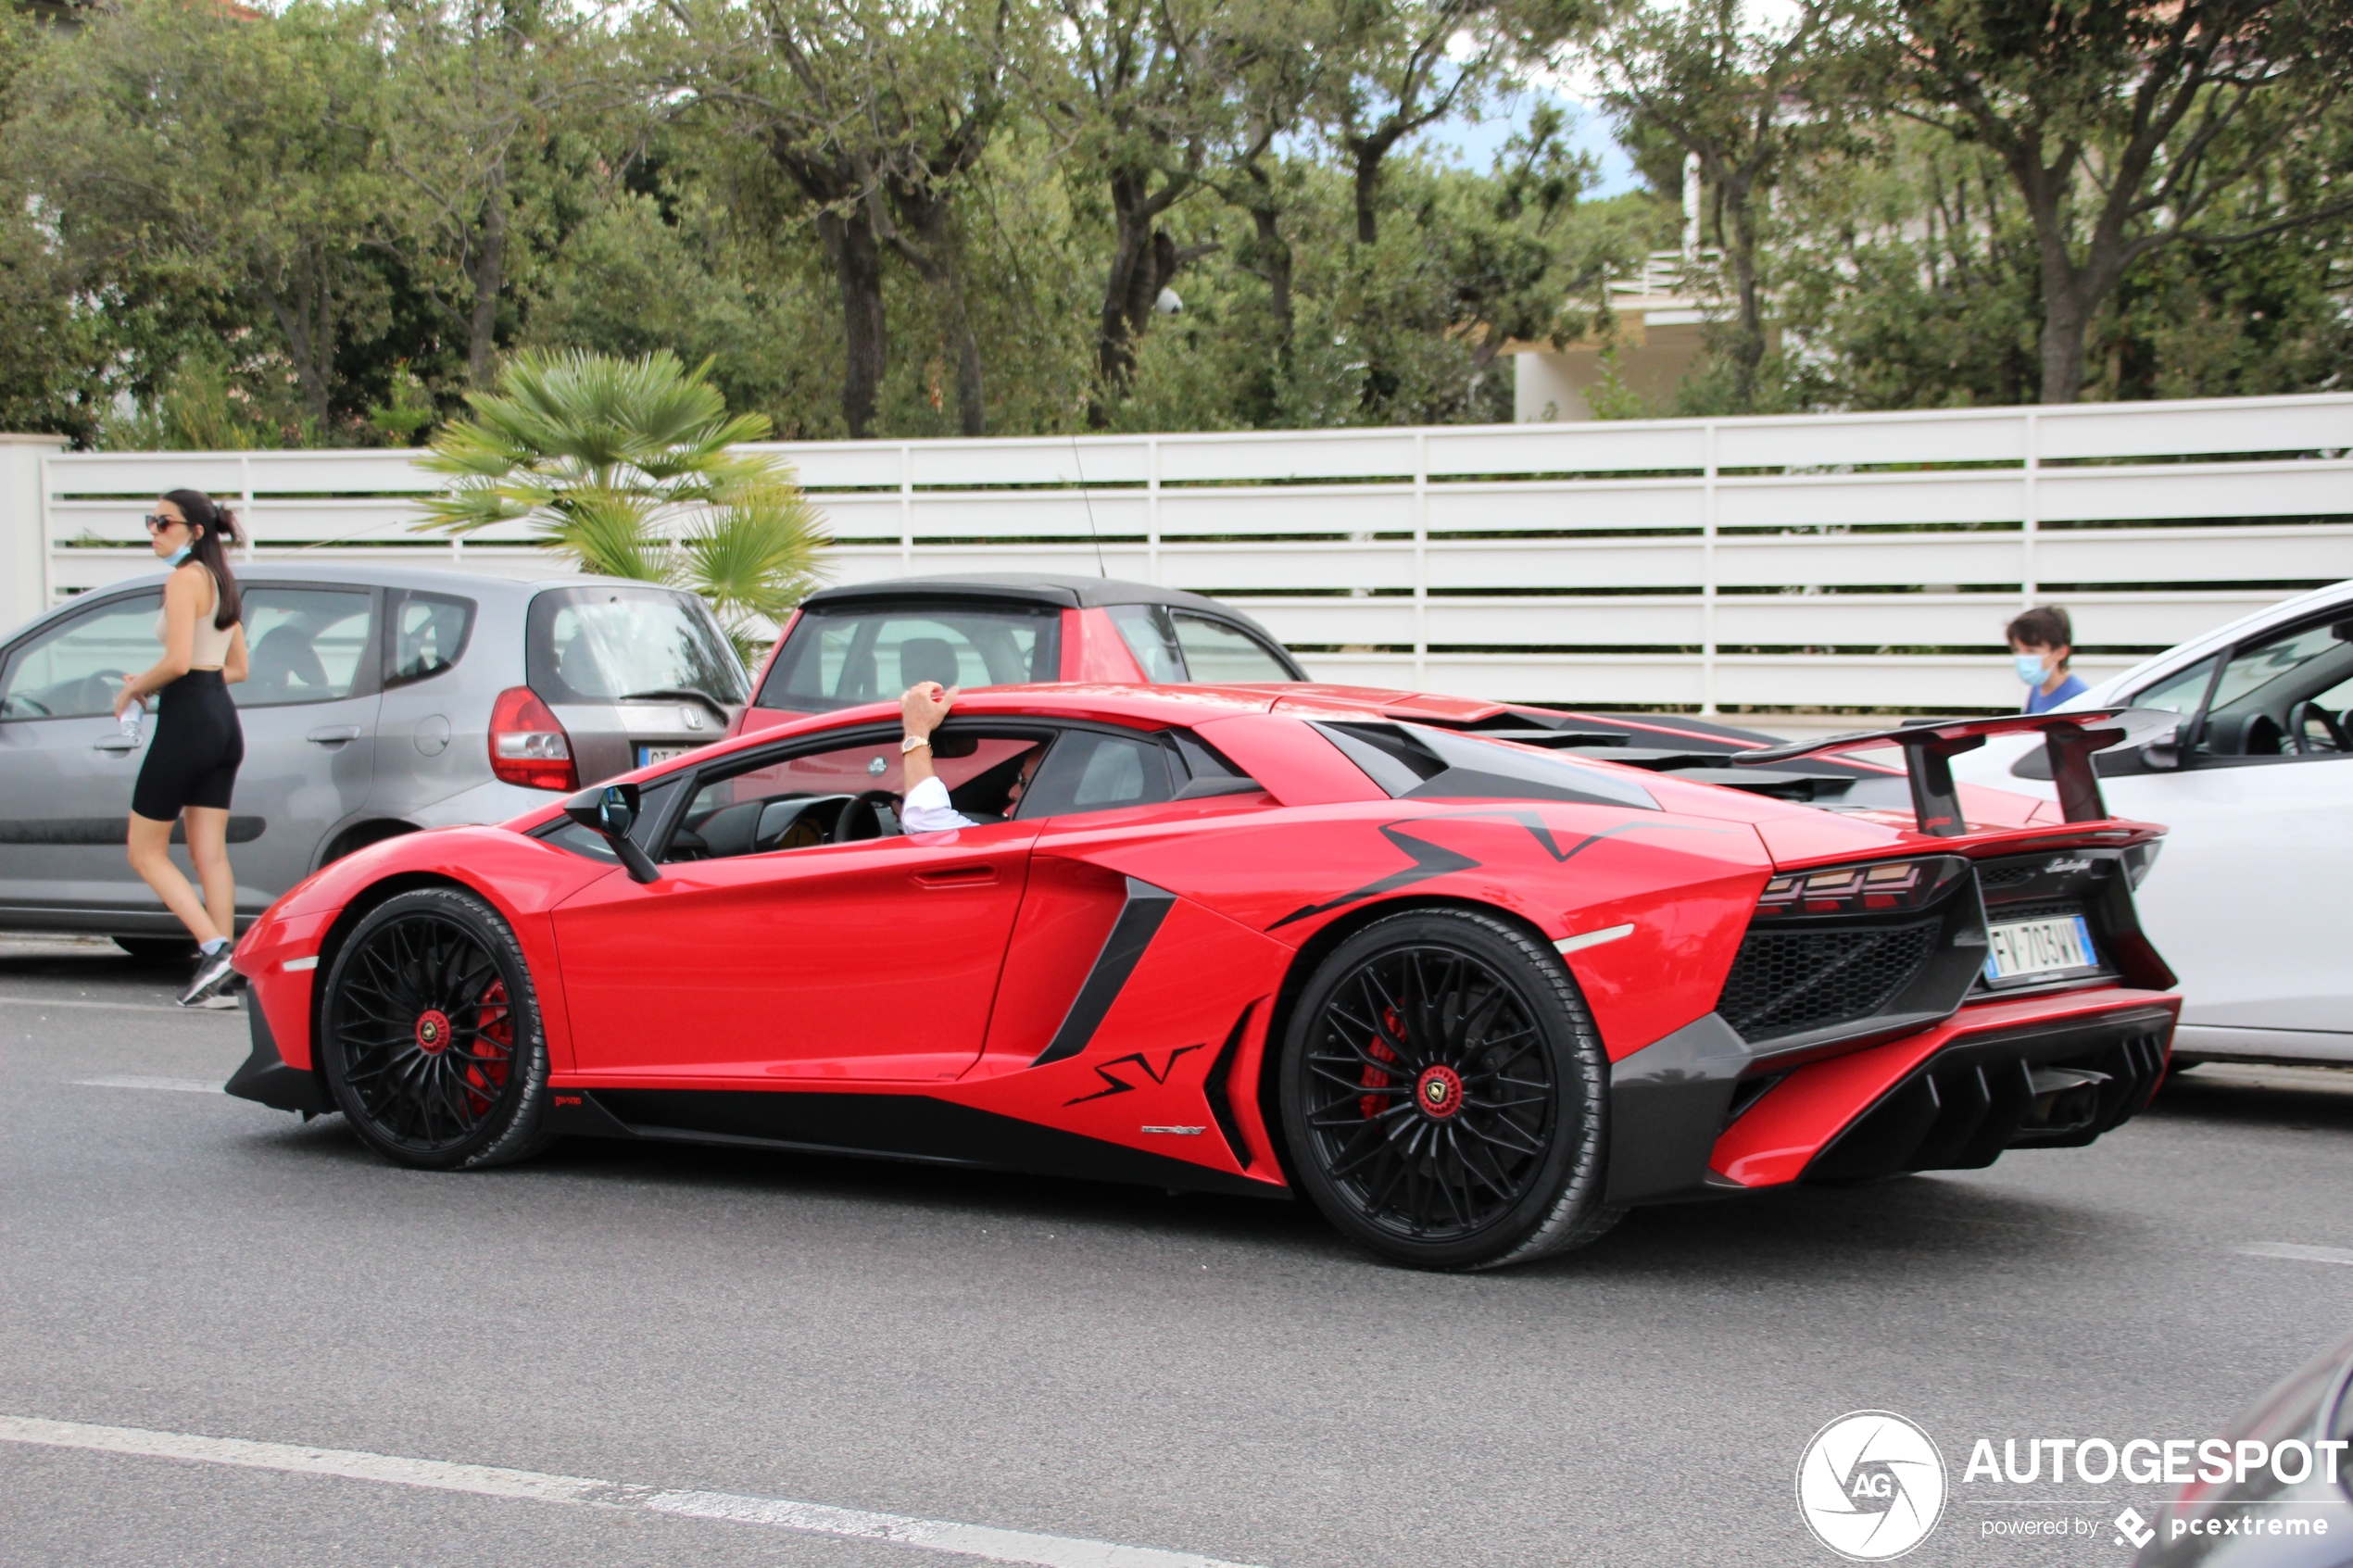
[2024,673,2089,713]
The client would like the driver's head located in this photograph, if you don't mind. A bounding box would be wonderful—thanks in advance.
[1005,745,1045,806]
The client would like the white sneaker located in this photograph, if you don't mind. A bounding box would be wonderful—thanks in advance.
[191,993,240,1010]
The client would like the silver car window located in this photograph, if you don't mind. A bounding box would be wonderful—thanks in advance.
[235,587,373,708]
[386,591,476,688]
[0,593,162,721]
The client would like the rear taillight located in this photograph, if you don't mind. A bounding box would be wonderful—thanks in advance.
[1753,855,1967,918]
[489,686,576,791]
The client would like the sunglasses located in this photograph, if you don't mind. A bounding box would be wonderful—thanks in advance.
[143,515,190,534]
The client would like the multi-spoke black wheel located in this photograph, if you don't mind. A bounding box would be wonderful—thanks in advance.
[320,887,552,1171]
[1279,909,1615,1270]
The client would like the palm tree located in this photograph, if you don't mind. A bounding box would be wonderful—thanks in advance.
[413,350,827,659]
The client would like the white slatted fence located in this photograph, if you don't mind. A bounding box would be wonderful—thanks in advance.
[35,394,2353,714]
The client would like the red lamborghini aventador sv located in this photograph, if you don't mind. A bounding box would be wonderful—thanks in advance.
[225,684,2182,1271]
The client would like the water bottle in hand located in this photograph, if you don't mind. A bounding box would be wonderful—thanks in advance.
[119,700,144,742]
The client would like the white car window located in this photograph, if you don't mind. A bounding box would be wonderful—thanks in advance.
[2180,618,2353,760]
[2130,655,2219,719]
[2208,623,2345,712]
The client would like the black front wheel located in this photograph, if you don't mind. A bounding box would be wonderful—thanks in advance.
[319,886,553,1171]
[1278,909,1617,1271]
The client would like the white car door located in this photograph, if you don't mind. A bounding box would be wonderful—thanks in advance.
[2094,614,2353,1060]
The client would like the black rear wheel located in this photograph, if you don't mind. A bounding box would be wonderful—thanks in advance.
[319,887,552,1171]
[1279,909,1617,1270]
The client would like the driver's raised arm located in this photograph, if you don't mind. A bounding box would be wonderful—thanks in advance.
[899,682,974,833]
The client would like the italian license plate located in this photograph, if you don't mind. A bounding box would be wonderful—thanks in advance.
[636,744,696,768]
[1983,914,2097,982]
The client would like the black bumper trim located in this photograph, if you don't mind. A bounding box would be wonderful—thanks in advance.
[1803,1004,2174,1184]
[1604,1012,1762,1207]
[224,999,331,1115]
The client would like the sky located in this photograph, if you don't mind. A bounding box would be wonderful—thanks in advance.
[1416,91,1645,197]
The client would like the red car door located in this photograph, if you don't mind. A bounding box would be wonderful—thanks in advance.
[549,732,1042,1084]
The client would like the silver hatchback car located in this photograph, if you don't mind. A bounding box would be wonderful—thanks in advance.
[0,564,746,949]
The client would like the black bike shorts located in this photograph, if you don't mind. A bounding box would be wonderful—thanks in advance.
[132,668,245,821]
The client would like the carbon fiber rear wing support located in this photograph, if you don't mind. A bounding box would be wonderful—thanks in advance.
[1731,709,2182,836]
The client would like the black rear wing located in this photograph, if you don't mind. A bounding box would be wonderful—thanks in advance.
[1733,709,2181,836]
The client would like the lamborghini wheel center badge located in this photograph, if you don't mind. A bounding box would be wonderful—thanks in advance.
[1417,1064,1463,1119]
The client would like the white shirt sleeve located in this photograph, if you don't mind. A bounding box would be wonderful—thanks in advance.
[899,774,974,834]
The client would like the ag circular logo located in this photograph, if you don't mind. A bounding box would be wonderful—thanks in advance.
[1795,1410,1945,1561]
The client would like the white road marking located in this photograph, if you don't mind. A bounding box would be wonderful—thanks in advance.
[2236,1243,2353,1268]
[71,1076,222,1095]
[1554,922,1634,957]
[0,993,236,1017]
[0,1416,1265,1568]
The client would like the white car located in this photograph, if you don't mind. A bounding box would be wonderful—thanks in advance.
[1951,582,2353,1065]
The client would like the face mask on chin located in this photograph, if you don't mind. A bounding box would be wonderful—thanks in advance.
[165,544,193,567]
[2013,652,2049,685]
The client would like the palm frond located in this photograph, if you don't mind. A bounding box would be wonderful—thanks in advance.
[412,351,823,644]
[546,490,669,583]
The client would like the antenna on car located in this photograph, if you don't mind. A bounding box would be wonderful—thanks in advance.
[1068,434,1108,578]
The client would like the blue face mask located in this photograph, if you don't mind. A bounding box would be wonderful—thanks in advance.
[165,544,193,566]
[2013,652,2049,685]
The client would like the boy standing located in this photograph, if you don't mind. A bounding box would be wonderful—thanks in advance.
[2007,605,2089,713]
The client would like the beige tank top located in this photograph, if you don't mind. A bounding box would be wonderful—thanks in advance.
[157,566,237,669]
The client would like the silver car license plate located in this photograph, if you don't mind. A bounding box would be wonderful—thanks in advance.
[636,744,696,768]
[1983,914,2096,981]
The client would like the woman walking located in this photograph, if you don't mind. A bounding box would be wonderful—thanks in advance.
[111,490,250,1007]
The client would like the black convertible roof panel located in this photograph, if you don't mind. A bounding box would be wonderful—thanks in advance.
[800,572,1249,617]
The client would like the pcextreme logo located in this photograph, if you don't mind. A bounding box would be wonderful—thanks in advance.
[1797,1411,1949,1562]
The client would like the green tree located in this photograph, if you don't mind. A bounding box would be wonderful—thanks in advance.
[14,0,391,427]
[374,0,602,389]
[415,349,829,654]
[1868,0,2353,404]
[1598,0,1856,411]
[657,0,1023,437]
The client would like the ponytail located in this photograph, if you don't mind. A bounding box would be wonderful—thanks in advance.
[161,488,243,631]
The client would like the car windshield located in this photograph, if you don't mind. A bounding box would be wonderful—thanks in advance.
[527,586,748,708]
[756,603,1062,712]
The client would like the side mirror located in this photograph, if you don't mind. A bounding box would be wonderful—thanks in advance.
[562,782,661,884]
[2141,721,2187,771]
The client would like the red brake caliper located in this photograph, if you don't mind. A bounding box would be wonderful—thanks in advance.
[1360,1005,1403,1120]
[462,979,515,1114]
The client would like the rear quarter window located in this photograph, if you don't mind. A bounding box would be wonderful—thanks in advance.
[385,590,476,688]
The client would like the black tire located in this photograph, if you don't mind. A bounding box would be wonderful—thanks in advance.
[317,886,553,1172]
[115,935,199,963]
[1278,909,1618,1271]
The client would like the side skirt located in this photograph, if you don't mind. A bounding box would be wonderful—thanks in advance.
[547,1087,1289,1202]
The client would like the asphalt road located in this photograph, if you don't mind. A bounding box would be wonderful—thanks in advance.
[5,932,2352,1568]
